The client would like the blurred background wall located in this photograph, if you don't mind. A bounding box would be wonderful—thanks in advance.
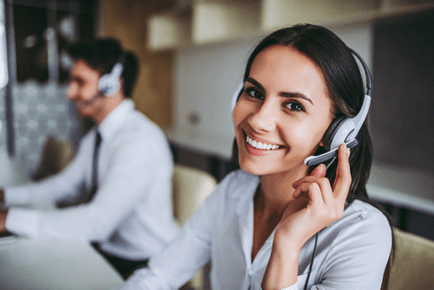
[371,10,434,173]
[97,0,174,128]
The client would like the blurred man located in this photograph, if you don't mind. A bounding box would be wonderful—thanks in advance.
[0,38,179,279]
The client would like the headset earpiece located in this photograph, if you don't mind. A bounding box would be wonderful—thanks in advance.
[322,116,347,151]
[98,52,126,97]
[98,73,120,96]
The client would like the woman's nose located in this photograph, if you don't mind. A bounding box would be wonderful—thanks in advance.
[247,100,277,132]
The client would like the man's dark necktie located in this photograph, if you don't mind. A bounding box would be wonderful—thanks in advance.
[87,131,102,203]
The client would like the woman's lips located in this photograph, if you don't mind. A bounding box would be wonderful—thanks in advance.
[243,131,284,156]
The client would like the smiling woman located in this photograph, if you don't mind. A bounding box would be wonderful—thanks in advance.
[233,46,333,178]
[118,24,393,290]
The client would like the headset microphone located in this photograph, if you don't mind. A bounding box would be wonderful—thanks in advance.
[77,92,103,106]
[303,48,372,167]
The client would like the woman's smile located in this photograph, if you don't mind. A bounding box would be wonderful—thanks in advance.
[243,130,285,156]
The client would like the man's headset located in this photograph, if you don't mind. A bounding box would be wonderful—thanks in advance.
[79,52,126,106]
[231,48,372,167]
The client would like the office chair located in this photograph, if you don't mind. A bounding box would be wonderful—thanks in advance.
[383,228,434,290]
[172,165,217,290]
[32,136,74,181]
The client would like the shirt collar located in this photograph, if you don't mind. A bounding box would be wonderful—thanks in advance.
[235,171,260,217]
[234,172,260,267]
[97,99,135,142]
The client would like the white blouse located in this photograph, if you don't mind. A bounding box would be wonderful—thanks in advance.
[119,170,392,290]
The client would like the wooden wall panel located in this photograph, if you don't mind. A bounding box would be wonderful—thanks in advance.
[97,0,174,128]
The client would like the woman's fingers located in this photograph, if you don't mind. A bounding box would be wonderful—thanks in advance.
[332,143,352,201]
[292,180,330,204]
[292,164,326,199]
[310,164,327,177]
[293,164,326,186]
[293,143,351,203]
[287,143,352,234]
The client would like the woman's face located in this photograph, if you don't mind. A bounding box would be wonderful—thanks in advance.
[233,45,334,177]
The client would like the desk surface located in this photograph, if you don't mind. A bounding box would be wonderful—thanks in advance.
[0,237,123,290]
[367,163,434,215]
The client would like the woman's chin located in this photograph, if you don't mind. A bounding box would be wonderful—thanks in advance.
[238,156,309,177]
[239,161,275,176]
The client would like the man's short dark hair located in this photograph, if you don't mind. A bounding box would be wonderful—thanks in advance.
[67,38,139,98]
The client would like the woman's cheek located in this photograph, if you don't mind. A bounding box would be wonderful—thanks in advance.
[291,123,322,154]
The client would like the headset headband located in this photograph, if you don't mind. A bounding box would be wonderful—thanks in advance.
[348,48,372,96]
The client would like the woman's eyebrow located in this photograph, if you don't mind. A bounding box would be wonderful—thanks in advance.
[246,77,314,105]
[280,92,313,105]
[246,77,265,91]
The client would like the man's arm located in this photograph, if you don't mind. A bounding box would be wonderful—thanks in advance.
[4,138,88,206]
[5,135,164,241]
[3,157,87,237]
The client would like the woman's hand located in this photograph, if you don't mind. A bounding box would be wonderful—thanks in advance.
[262,143,351,290]
[277,143,351,249]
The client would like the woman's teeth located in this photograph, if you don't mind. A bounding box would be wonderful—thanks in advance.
[246,135,280,150]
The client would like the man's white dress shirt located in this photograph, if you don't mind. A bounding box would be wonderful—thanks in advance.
[4,100,180,260]
[119,170,392,290]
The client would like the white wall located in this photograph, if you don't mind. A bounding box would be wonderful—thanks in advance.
[173,23,373,141]
[173,38,254,139]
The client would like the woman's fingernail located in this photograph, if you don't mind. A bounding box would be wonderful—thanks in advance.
[342,143,350,156]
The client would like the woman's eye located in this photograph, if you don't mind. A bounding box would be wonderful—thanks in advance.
[285,102,304,112]
[244,87,263,100]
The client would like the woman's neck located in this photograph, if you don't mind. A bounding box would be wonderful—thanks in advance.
[258,167,309,214]
[251,166,310,261]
